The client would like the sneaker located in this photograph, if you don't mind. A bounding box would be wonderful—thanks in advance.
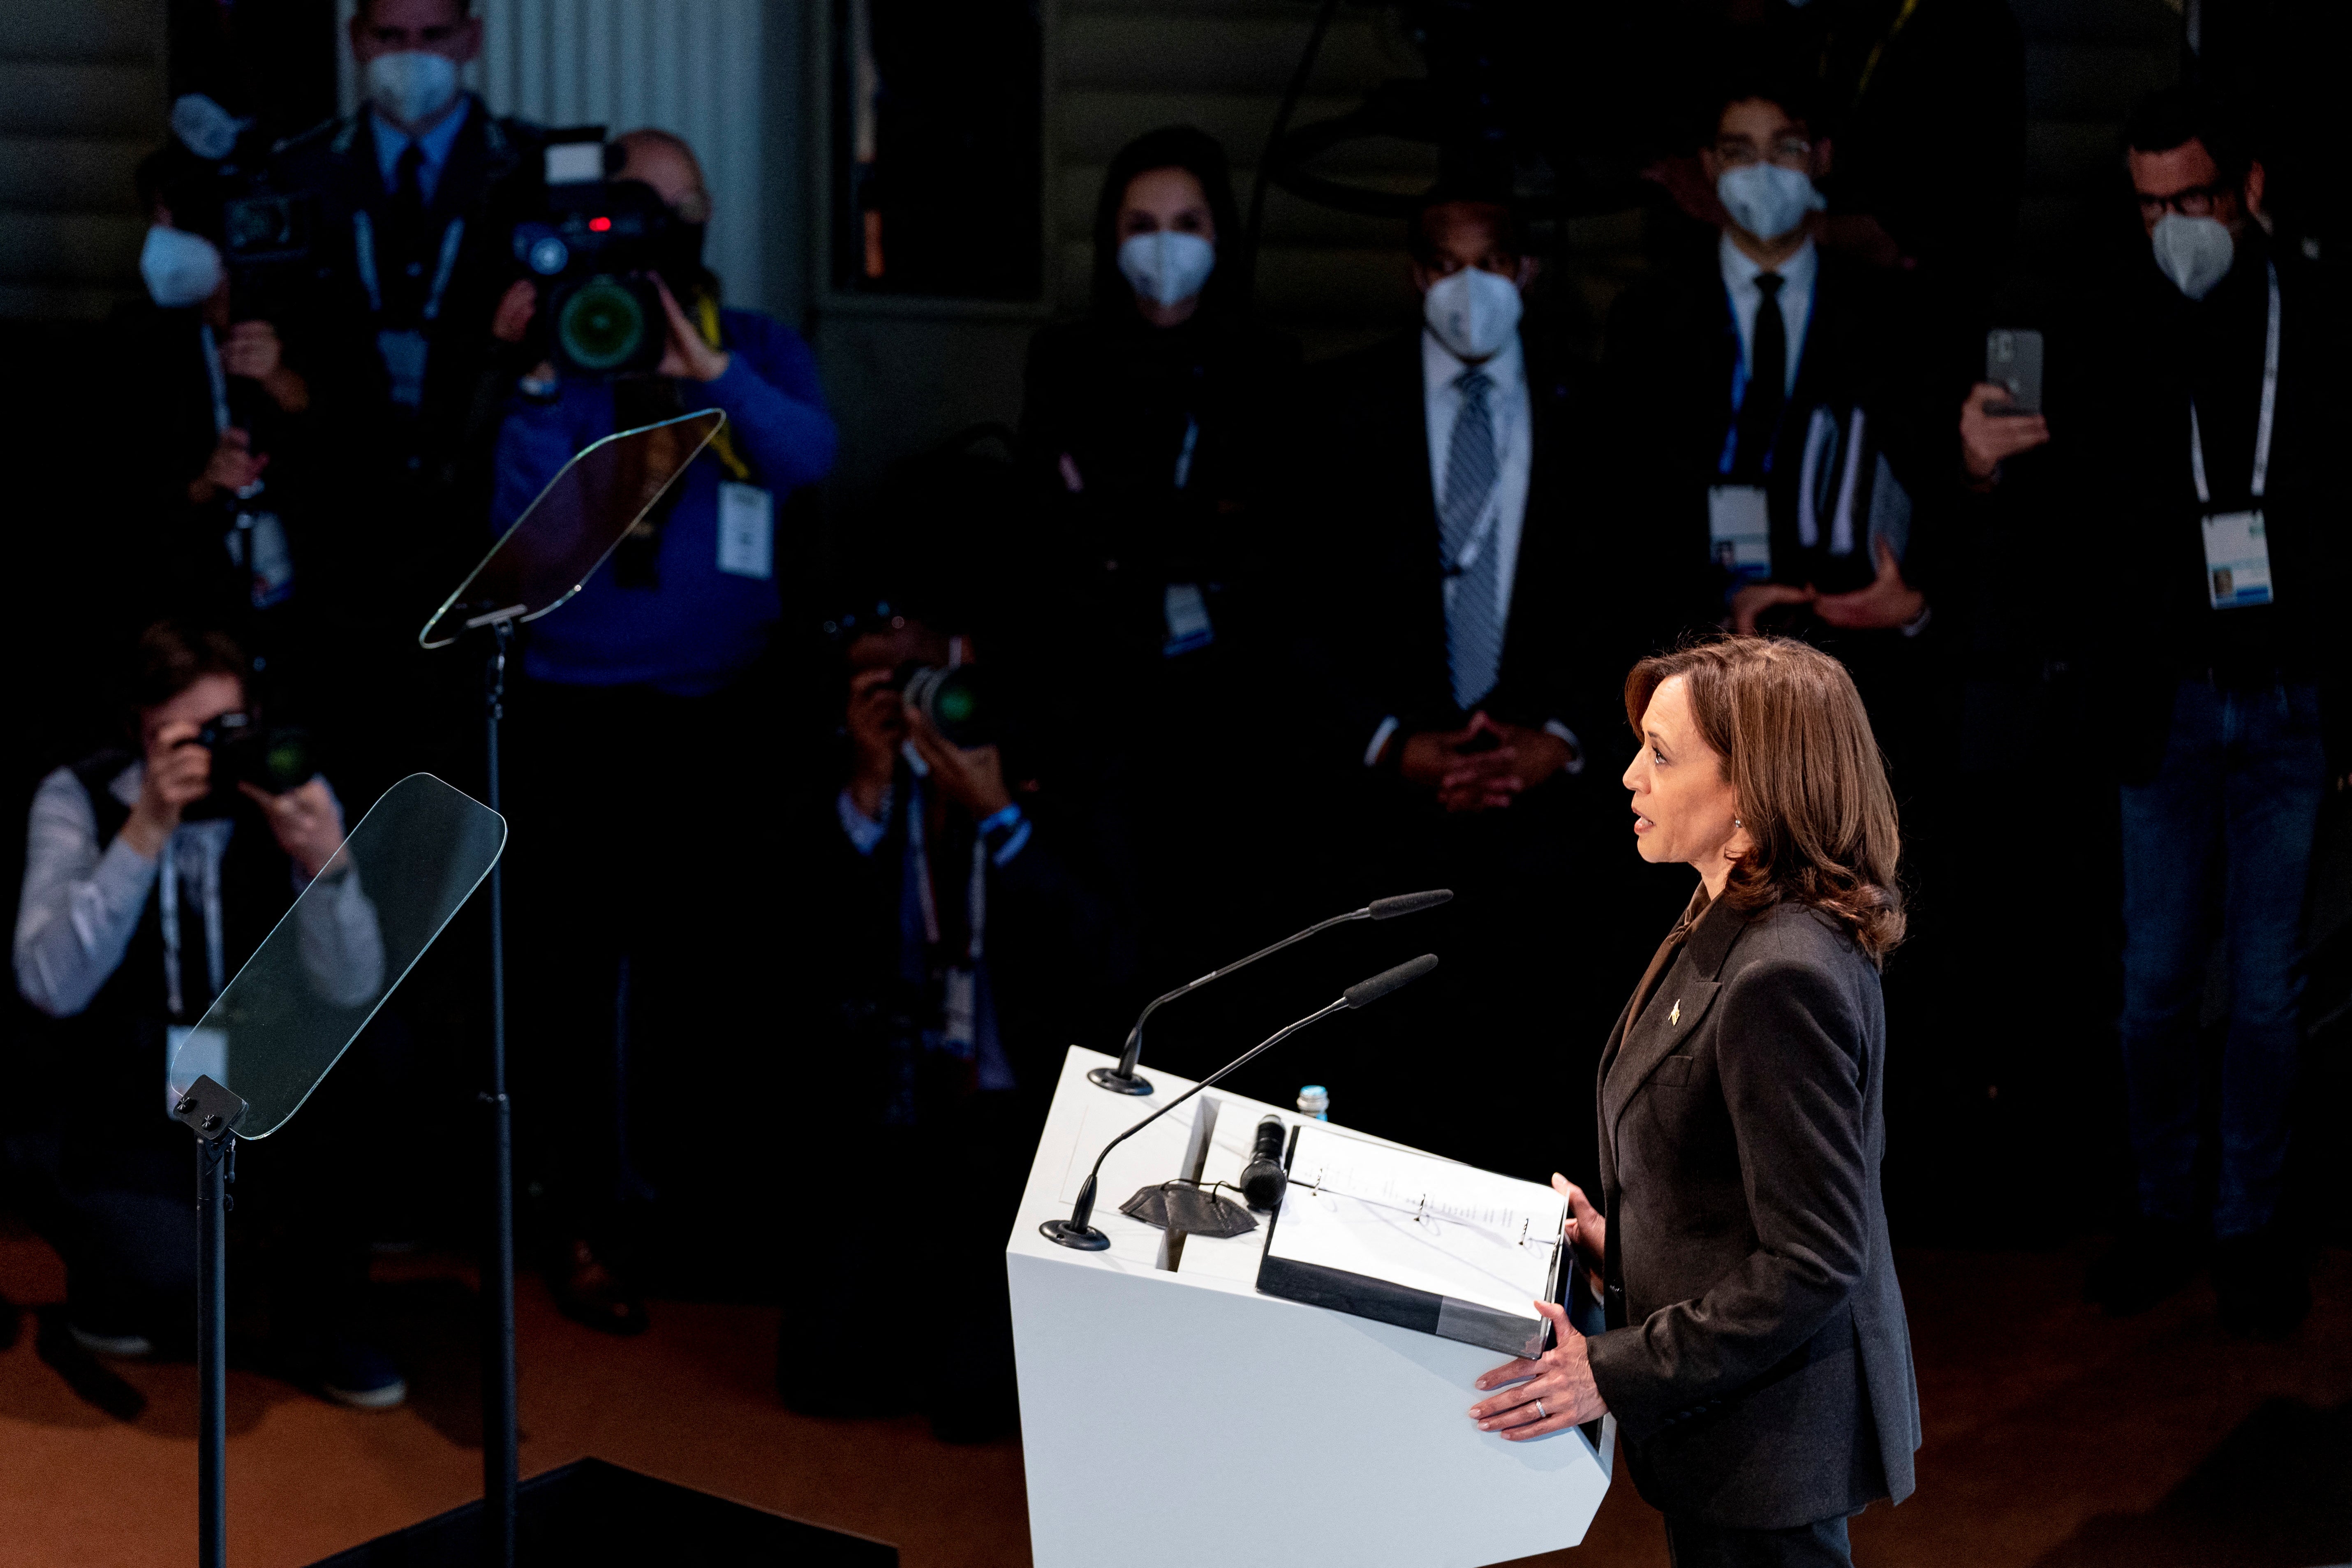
[2086,1217,2200,1316]
[67,1323,155,1359]
[2215,1229,2310,1341]
[315,1337,408,1411]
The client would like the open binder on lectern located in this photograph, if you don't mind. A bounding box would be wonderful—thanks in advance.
[1256,1122,1570,1358]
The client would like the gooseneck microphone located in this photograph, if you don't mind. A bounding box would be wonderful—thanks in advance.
[1088,890,1452,1096]
[1043,954,1439,1251]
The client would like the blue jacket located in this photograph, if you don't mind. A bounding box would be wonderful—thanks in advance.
[492,308,836,693]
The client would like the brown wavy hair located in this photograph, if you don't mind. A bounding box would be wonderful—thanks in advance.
[1625,636,1905,962]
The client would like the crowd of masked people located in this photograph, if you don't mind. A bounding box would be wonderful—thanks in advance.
[5,0,2339,1448]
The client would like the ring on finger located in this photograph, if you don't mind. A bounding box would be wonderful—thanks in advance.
[1534,1399,1545,1420]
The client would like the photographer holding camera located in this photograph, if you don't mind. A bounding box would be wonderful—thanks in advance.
[10,622,400,1407]
[490,127,835,1336]
[775,601,1135,1441]
[115,133,314,654]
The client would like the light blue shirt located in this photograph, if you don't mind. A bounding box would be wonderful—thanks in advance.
[1719,232,1817,402]
[369,96,472,206]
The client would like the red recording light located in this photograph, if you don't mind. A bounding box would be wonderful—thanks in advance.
[588,216,612,232]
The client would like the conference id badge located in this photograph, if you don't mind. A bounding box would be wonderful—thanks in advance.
[166,1023,228,1112]
[1707,485,1772,586]
[2201,509,2273,609]
[941,965,978,1061]
[716,481,774,580]
[1162,580,1214,656]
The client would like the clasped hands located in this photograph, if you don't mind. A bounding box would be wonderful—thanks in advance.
[1732,537,1924,634]
[1466,1175,1609,1440]
[1397,711,1572,814]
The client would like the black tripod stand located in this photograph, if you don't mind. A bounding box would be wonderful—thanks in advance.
[173,1074,245,1568]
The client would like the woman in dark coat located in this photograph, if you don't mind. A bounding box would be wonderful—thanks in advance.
[1467,636,1922,1568]
[1014,126,1302,1006]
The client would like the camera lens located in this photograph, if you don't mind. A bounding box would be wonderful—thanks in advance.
[528,235,571,276]
[557,275,649,371]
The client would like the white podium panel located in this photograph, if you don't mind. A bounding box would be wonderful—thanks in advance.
[1009,1047,1612,1568]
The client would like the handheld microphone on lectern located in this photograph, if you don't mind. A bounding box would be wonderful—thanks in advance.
[1043,953,1439,1251]
[1088,890,1452,1096]
[1239,1115,1289,1211]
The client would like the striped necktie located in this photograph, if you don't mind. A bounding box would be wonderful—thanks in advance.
[1439,368,1502,710]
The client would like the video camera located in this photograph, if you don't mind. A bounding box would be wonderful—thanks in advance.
[512,131,700,378]
[893,662,990,749]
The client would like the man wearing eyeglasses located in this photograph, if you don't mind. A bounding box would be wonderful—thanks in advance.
[1958,86,2333,1341]
[1604,75,1937,692]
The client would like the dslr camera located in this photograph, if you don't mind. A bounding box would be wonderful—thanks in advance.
[194,712,319,798]
[512,132,698,377]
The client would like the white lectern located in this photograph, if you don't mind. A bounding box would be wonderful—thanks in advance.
[1008,1047,1614,1568]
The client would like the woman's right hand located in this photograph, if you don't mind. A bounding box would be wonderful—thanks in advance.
[1555,1173,1605,1293]
[121,721,212,860]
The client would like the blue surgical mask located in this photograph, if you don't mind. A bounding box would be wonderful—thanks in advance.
[1118,230,1217,310]
[140,224,225,309]
[365,50,460,132]
[1716,163,1825,243]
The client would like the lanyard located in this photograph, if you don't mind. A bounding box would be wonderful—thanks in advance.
[2189,261,2281,506]
[199,324,230,435]
[157,827,227,1021]
[350,209,466,323]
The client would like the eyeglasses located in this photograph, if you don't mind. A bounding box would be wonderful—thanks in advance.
[1714,137,1813,171]
[2137,184,2230,222]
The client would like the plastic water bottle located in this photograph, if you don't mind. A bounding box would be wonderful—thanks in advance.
[1297,1085,1330,1122]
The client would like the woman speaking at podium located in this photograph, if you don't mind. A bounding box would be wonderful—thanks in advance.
[1466,636,1921,1567]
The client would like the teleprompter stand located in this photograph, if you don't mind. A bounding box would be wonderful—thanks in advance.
[416,409,725,1568]
[173,1073,247,1568]
[481,617,520,1563]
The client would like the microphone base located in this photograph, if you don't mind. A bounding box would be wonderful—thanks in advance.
[1039,1217,1112,1251]
[1087,1066,1153,1096]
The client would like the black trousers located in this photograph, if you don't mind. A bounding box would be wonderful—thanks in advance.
[1664,1512,1852,1568]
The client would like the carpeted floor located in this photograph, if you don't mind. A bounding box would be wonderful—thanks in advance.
[1,1221,2345,1567]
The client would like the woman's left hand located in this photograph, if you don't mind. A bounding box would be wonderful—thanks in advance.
[1467,1300,1607,1440]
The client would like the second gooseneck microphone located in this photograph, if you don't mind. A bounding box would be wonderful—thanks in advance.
[1043,953,1439,1251]
[1088,890,1453,1096]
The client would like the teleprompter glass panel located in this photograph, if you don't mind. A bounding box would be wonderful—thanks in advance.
[418,409,724,648]
[167,773,506,1138]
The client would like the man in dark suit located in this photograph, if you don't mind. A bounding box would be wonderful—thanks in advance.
[1958,88,2340,1339]
[267,0,544,798]
[1290,196,1627,1178]
[1604,79,1938,743]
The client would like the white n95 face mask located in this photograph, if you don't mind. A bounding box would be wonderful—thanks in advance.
[2150,213,2237,301]
[365,50,460,132]
[1716,162,1825,242]
[140,225,225,309]
[1422,265,1522,362]
[1118,230,1217,310]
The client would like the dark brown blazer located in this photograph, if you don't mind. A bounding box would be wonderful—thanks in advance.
[1584,891,1921,1529]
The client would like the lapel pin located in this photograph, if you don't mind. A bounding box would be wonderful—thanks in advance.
[1669,999,1681,1027]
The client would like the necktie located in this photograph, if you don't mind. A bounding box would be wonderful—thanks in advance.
[1439,368,1502,711]
[1733,272,1785,481]
[383,143,429,323]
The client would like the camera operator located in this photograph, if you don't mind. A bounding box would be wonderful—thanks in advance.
[775,604,1136,1441]
[10,622,400,1407]
[115,133,315,658]
[1956,89,2337,1341]
[491,127,835,1337]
